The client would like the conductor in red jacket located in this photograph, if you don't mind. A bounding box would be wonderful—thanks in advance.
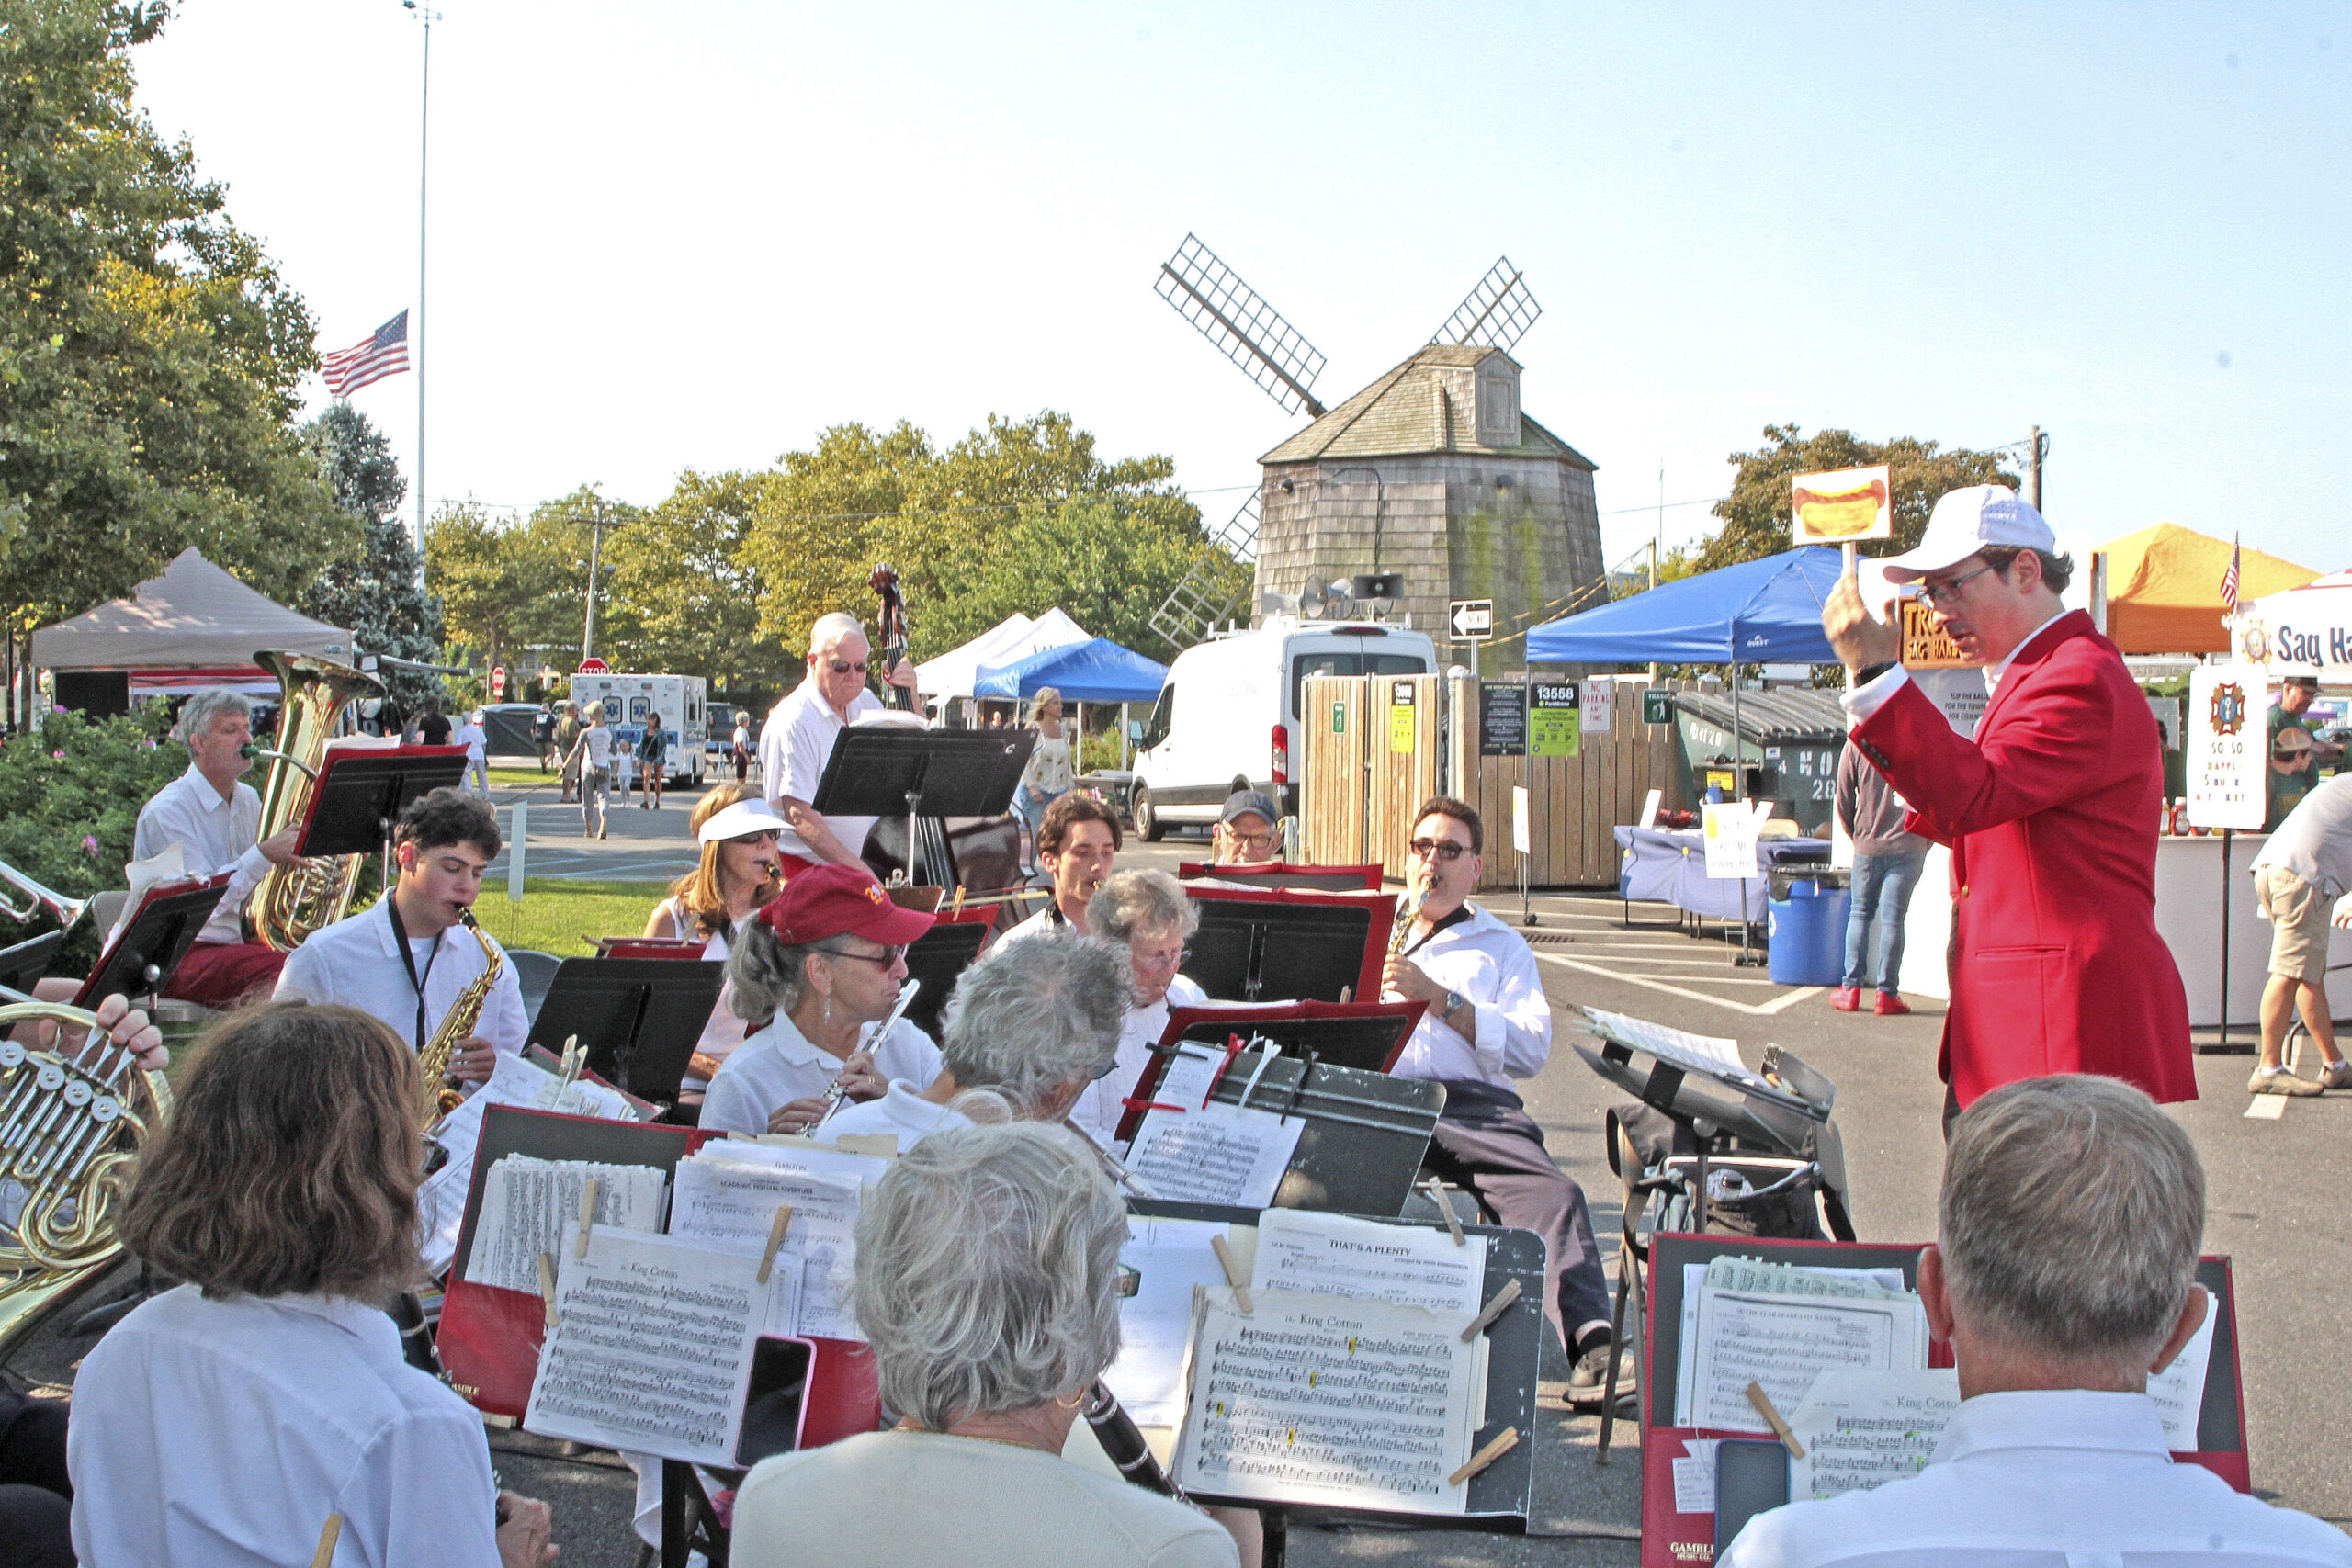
[1822,485,2193,1116]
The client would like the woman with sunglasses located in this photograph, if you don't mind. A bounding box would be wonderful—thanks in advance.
[1066,870,1206,1149]
[700,863,940,1136]
[641,786,790,1096]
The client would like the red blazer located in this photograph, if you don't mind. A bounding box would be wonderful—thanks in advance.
[1850,611,2193,1108]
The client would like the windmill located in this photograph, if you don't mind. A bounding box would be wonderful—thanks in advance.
[1148,236,1593,667]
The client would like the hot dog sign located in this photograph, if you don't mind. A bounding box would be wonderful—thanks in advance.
[1790,465,1894,546]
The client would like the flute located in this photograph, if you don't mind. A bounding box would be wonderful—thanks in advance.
[813,977,921,1131]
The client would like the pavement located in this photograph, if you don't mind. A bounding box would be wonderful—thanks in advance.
[21,777,2346,1562]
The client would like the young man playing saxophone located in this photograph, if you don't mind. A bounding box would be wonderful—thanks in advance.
[274,788,526,1082]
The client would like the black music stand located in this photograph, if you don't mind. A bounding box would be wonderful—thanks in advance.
[0,932,62,994]
[903,919,987,1038]
[73,874,232,1007]
[1159,1001,1423,1075]
[1185,897,1380,1003]
[810,727,1032,885]
[300,745,469,859]
[528,959,727,1109]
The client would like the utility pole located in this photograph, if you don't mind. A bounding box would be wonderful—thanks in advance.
[581,497,605,664]
[2028,424,2045,513]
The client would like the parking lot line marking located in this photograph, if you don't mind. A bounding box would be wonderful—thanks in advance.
[1533,950,1820,1017]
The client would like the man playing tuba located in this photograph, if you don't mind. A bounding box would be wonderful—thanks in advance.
[274,789,525,1086]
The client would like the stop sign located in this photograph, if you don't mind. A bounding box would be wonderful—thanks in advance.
[491,666,507,697]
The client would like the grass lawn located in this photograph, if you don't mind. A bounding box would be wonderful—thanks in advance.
[468,876,674,956]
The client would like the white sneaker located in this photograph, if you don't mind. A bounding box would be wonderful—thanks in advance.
[2320,1059,2352,1092]
[2248,1065,2324,1097]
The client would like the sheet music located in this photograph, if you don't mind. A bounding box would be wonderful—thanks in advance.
[110,844,187,946]
[1125,1101,1303,1208]
[460,1156,667,1294]
[419,1053,639,1274]
[1702,1255,1911,1300]
[669,1155,864,1340]
[1786,1369,1961,1500]
[2147,1301,2217,1450]
[1579,1007,1765,1089]
[1151,1042,1227,1109]
[1174,1287,1484,1515]
[1685,1287,1927,1434]
[729,1135,895,1187]
[1250,1210,1487,1315]
[1100,1218,1233,1427]
[524,1227,781,1468]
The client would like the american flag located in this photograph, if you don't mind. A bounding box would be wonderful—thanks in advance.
[321,310,409,398]
[2220,534,2241,615]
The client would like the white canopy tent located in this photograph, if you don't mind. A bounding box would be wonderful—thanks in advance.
[30,548,354,694]
[917,607,1090,709]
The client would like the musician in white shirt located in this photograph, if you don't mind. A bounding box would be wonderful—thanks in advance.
[999,794,1120,943]
[759,612,920,873]
[1382,795,1617,1401]
[700,863,940,1135]
[71,1001,556,1568]
[1068,870,1206,1149]
[826,929,1125,1150]
[274,789,526,1079]
[1721,1076,2352,1568]
[130,688,306,1007]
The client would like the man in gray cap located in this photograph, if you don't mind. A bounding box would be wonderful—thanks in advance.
[1821,485,2191,1123]
[1212,788,1281,864]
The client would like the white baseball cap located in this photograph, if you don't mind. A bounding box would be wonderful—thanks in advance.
[1879,485,2057,583]
[697,798,791,844]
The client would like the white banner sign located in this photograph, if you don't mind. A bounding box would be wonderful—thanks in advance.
[1702,800,1761,880]
[1579,677,1615,738]
[1511,785,1531,854]
[2185,666,2266,831]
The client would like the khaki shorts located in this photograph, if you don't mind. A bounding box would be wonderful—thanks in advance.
[2255,863,2334,986]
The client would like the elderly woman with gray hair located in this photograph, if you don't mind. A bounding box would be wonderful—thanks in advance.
[729,1122,1235,1566]
[1067,870,1207,1148]
[822,928,1126,1148]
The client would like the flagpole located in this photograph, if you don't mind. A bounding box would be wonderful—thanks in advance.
[406,3,440,589]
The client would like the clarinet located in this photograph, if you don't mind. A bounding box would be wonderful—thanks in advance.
[1081,1382,1185,1499]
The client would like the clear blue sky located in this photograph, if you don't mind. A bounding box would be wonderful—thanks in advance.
[134,2,2347,570]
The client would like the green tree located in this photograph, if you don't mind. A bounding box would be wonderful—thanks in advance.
[299,401,445,709]
[600,469,791,687]
[1699,424,2021,570]
[424,488,636,676]
[0,0,349,637]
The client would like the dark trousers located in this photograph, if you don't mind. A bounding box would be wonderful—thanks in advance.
[1421,1079,1612,1351]
[0,1393,72,1568]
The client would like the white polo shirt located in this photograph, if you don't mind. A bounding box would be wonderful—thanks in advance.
[132,763,267,946]
[273,895,529,1058]
[698,1010,940,1136]
[758,681,888,861]
[1382,900,1552,1090]
[1069,975,1208,1148]
[69,1287,503,1568]
[1719,1388,2352,1567]
[819,1078,974,1150]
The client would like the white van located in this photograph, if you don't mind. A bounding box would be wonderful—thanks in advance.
[565,671,709,786]
[1128,618,1438,839]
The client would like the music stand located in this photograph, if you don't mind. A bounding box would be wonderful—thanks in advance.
[73,874,232,1007]
[0,932,62,994]
[1178,861,1385,892]
[528,958,727,1108]
[1184,886,1395,1003]
[300,745,469,860]
[1158,1001,1424,1075]
[809,728,1032,886]
[902,919,987,1038]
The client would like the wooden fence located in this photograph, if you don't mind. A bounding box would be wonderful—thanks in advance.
[1300,674,1441,881]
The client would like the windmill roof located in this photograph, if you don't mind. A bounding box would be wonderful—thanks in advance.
[1259,344,1596,468]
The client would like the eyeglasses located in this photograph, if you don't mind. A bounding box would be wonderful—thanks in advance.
[1225,830,1275,852]
[825,660,871,675]
[1917,562,1998,607]
[1131,944,1193,969]
[729,829,783,844]
[1408,839,1470,862]
[815,943,905,967]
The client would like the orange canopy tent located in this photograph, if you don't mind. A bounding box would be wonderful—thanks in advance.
[2099,523,2320,654]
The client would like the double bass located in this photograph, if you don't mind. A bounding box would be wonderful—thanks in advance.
[858,565,1026,898]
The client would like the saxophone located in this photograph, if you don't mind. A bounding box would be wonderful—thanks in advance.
[247,650,383,951]
[418,909,503,1128]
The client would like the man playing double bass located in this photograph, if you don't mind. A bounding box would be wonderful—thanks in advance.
[758,612,920,878]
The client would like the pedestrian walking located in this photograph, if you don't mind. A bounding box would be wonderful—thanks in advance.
[555,702,582,803]
[731,711,752,784]
[1832,738,1928,1014]
[639,711,669,810]
[561,703,614,840]
[456,709,491,795]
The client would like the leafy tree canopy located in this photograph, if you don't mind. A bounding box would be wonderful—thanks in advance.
[299,401,445,709]
[0,0,348,631]
[1699,423,2021,570]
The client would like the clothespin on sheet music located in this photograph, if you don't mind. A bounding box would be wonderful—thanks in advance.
[1210,1233,1253,1314]
[1459,1278,1521,1342]
[537,1253,559,1328]
[554,1034,582,1097]
[1236,1038,1282,1112]
[573,1177,600,1259]
[311,1513,344,1568]
[1201,1032,1254,1108]
[950,885,967,917]
[1746,1381,1805,1458]
[757,1204,794,1284]
[1447,1426,1519,1487]
[1422,1178,1466,1247]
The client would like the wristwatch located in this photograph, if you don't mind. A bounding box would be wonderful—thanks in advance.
[1443,989,1468,1025]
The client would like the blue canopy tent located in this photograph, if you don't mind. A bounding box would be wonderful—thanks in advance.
[1524,547,1844,666]
[974,637,1171,770]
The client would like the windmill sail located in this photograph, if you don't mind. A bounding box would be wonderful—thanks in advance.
[1149,491,1261,650]
[1156,234,1329,417]
[1434,257,1542,354]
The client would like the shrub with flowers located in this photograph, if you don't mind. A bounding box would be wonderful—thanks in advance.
[0,707,192,972]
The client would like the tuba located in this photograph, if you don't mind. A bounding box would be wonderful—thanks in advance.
[246,650,383,952]
[0,996,170,1356]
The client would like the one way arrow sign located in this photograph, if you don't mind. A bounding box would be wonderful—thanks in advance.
[1449,598,1494,638]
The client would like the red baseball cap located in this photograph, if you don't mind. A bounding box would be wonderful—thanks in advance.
[758,863,935,947]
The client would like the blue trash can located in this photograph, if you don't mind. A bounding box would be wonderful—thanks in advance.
[1767,874,1850,987]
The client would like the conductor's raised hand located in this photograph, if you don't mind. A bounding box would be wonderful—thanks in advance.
[1823,563,1902,673]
